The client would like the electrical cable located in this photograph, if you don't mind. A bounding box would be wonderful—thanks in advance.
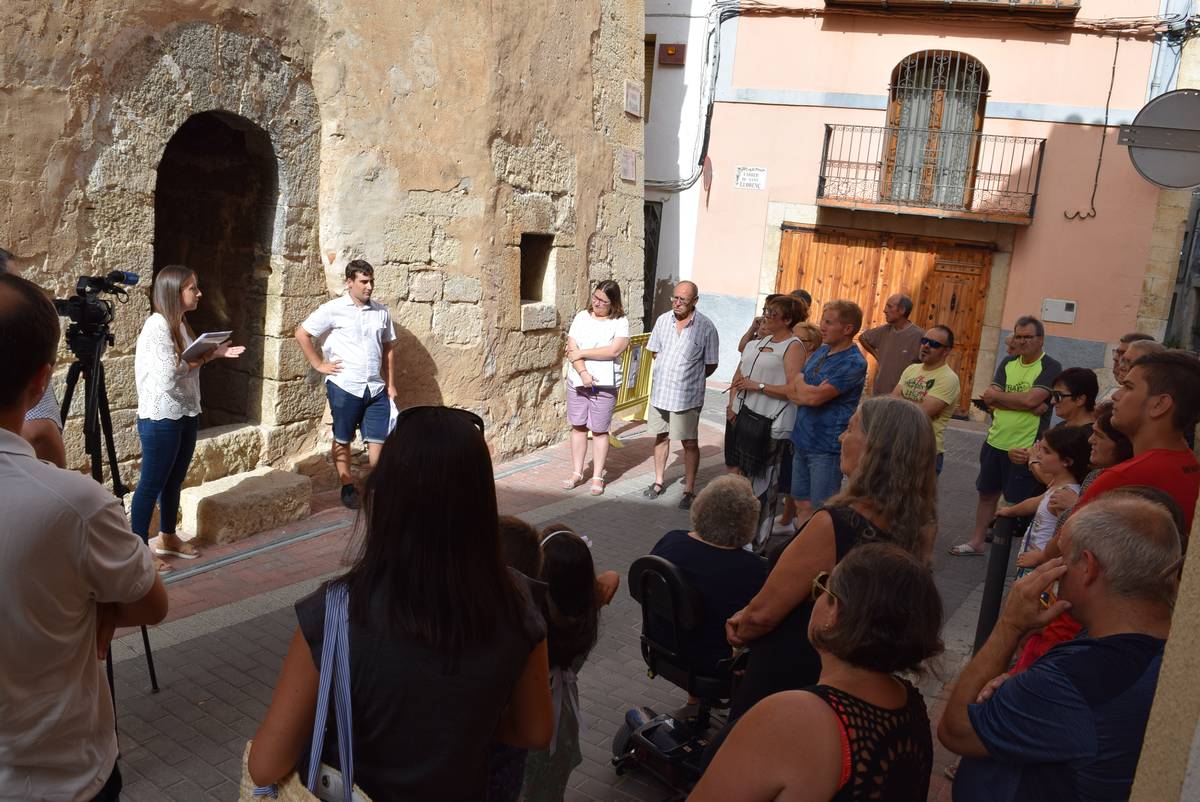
[1064,35,1121,221]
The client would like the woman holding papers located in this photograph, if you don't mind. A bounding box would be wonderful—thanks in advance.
[562,281,630,496]
[132,265,244,569]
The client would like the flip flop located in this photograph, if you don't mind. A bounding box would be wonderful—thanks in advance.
[643,482,665,498]
[947,543,985,557]
[151,537,200,560]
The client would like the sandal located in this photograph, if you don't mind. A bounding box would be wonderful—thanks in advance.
[155,557,173,574]
[947,543,985,557]
[643,482,665,498]
[590,477,606,496]
[561,472,585,490]
[151,536,201,560]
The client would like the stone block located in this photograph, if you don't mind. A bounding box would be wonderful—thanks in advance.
[256,335,310,382]
[183,423,263,488]
[410,270,443,302]
[402,190,486,219]
[430,228,461,266]
[374,263,411,305]
[444,275,482,303]
[261,378,327,426]
[264,294,313,337]
[432,301,484,346]
[261,421,323,465]
[181,467,312,545]
[383,217,435,264]
[520,301,558,332]
[393,300,434,334]
[267,259,327,297]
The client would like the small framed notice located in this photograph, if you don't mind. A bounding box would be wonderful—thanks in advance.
[618,147,637,182]
[733,166,767,191]
[624,80,643,118]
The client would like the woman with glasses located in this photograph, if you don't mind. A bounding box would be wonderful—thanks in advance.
[692,543,942,802]
[720,396,937,727]
[562,281,630,496]
[1050,367,1099,429]
[248,407,555,799]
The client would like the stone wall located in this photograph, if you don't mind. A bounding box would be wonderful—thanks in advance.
[1,0,644,486]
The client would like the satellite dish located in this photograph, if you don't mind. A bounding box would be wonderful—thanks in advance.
[1120,89,1200,189]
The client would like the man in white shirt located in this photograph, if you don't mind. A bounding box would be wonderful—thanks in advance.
[295,260,398,509]
[0,273,168,802]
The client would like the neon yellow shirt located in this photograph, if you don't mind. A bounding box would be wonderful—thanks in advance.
[986,353,1062,451]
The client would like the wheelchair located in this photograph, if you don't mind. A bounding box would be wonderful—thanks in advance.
[611,555,744,800]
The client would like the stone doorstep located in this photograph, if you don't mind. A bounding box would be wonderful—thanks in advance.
[179,466,312,545]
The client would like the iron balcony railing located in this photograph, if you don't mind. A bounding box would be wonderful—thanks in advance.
[817,124,1047,223]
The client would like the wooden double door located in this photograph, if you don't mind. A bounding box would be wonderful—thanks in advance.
[776,224,992,414]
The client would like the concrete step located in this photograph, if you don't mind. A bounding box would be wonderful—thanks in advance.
[180,466,312,545]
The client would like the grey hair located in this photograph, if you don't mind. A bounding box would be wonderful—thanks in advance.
[893,294,914,317]
[1014,315,1045,337]
[1125,340,1165,359]
[152,265,197,357]
[691,475,759,548]
[1063,496,1181,608]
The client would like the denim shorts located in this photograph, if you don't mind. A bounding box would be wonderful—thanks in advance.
[326,382,391,445]
[790,448,843,506]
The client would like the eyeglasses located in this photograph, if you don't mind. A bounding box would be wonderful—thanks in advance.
[671,295,694,304]
[811,571,839,603]
[1012,334,1037,342]
[394,405,485,434]
[919,337,947,349]
[1049,391,1076,403]
[591,295,612,306]
[762,309,781,318]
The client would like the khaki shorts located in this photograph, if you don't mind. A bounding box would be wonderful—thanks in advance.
[648,406,702,441]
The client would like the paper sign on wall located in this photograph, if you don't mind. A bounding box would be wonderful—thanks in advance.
[733,166,767,190]
[624,80,643,118]
[618,147,637,182]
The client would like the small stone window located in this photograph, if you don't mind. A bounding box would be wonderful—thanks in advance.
[519,233,555,302]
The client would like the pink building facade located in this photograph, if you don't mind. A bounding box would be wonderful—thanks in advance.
[645,0,1187,411]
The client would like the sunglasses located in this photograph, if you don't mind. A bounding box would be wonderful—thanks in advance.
[919,338,947,349]
[811,571,840,603]
[394,405,485,434]
[1050,391,1076,403]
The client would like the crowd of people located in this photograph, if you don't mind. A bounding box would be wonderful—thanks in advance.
[2,250,1199,802]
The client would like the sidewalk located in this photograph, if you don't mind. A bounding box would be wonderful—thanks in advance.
[108,390,995,800]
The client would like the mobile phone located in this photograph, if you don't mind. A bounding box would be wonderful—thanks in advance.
[971,398,991,413]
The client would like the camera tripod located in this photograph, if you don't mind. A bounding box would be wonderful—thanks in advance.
[59,322,160,695]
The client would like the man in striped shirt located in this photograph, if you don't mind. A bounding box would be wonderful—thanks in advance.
[645,281,720,510]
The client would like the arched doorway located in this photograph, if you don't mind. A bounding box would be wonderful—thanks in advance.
[153,110,278,427]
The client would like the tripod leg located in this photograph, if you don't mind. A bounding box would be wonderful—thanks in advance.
[82,369,104,484]
[60,362,83,424]
[95,364,128,498]
[140,625,160,693]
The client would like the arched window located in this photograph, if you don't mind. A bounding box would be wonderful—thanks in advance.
[883,51,989,207]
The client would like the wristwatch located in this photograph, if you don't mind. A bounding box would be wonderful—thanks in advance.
[757,382,765,391]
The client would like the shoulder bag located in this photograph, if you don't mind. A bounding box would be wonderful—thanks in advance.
[731,339,788,477]
[239,582,372,802]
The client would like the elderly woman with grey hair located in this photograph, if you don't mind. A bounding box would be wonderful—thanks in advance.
[648,475,769,675]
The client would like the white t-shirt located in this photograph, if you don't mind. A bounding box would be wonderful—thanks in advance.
[135,312,201,420]
[566,310,630,388]
[1021,482,1082,553]
[0,428,155,800]
[300,295,396,398]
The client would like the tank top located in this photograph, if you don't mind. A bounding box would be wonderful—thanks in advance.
[731,335,802,439]
[807,680,933,802]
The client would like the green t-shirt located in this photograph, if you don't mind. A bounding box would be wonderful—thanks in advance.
[986,353,1062,451]
[897,361,961,453]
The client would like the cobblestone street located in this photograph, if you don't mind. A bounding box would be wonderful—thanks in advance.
[107,390,994,801]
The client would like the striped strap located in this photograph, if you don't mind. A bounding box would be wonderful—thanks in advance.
[305,582,355,802]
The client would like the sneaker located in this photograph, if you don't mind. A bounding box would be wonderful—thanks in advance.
[341,484,360,510]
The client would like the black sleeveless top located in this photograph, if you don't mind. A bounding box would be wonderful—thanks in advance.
[807,680,933,802]
[728,505,896,720]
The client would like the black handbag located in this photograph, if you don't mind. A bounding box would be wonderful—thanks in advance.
[731,340,788,477]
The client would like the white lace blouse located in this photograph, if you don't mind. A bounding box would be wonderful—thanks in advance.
[135,313,201,420]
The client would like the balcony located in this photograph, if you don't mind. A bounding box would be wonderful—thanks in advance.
[816,124,1046,225]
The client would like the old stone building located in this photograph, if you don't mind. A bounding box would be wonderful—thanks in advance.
[1,0,645,513]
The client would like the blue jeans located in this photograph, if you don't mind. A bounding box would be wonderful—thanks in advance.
[790,448,842,507]
[131,416,199,541]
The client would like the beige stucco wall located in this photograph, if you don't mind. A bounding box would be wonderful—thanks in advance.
[0,0,644,487]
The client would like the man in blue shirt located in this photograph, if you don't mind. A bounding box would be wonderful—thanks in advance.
[780,299,867,531]
[937,495,1179,802]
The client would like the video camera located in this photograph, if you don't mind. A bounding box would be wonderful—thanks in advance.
[53,271,139,332]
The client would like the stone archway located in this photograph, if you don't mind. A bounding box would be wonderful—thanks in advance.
[81,23,327,476]
[154,110,278,427]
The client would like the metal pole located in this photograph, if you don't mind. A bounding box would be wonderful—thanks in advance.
[972,515,1023,654]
